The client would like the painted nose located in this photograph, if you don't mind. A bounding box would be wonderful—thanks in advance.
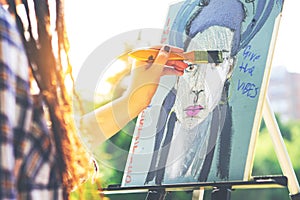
[192,89,204,103]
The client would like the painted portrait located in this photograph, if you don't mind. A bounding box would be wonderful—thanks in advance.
[122,0,284,187]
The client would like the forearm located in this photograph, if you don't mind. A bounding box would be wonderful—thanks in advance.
[81,94,146,147]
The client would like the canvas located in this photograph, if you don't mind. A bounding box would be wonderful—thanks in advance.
[122,0,284,187]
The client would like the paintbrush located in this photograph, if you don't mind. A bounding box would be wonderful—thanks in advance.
[128,48,225,63]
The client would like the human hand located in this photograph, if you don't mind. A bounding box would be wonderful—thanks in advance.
[81,45,188,141]
[149,45,188,76]
[124,45,188,116]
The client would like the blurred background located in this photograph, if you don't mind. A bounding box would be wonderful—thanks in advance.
[64,0,300,199]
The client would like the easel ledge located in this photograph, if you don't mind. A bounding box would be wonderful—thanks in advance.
[102,175,287,194]
[102,175,287,200]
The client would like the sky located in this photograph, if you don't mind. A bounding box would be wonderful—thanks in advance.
[64,0,300,74]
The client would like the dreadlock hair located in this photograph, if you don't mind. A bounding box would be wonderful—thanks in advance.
[7,0,95,197]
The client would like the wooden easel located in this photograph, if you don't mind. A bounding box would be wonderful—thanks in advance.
[263,97,300,200]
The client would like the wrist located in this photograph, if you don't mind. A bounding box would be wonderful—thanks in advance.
[122,90,150,119]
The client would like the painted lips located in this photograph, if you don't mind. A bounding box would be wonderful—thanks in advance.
[184,105,204,117]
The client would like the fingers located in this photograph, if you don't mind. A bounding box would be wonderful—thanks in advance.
[150,45,171,74]
[132,59,148,70]
[151,45,184,53]
[131,45,188,77]
[166,60,188,73]
[161,60,188,76]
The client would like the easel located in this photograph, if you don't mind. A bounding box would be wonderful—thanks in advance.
[101,3,300,200]
[263,97,300,200]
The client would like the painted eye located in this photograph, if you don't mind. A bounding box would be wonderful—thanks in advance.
[185,64,198,72]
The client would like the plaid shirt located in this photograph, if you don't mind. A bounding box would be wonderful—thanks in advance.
[0,6,63,200]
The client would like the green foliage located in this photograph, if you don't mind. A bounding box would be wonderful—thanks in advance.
[260,113,293,141]
[70,178,102,200]
[95,119,136,188]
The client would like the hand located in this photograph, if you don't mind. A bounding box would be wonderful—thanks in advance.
[150,45,188,76]
[81,46,188,143]
[125,45,188,116]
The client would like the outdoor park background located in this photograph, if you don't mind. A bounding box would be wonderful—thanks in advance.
[63,0,300,199]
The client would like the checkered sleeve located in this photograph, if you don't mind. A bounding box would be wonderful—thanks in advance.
[0,7,32,199]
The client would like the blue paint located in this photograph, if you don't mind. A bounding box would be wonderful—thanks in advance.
[238,0,275,51]
[239,62,255,76]
[238,45,261,76]
[185,0,245,56]
[241,0,267,41]
[145,88,177,184]
[169,0,200,48]
[237,79,259,99]
[242,45,261,62]
[181,0,280,56]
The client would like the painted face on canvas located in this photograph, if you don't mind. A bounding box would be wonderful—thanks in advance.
[173,26,234,129]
